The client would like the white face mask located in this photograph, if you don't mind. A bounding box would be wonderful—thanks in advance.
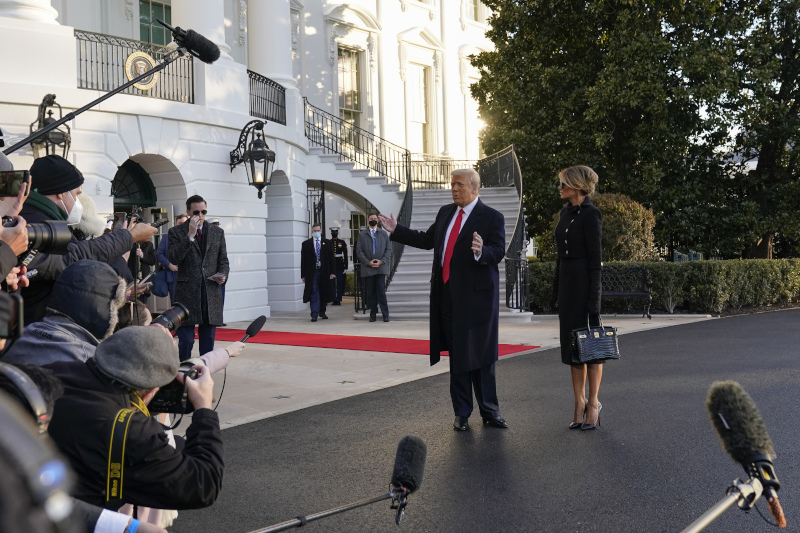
[62,191,83,226]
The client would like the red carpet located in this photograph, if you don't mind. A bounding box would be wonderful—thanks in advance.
[210,329,538,356]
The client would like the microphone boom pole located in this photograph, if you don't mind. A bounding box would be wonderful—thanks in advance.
[3,48,186,156]
[681,478,763,533]
[248,488,410,533]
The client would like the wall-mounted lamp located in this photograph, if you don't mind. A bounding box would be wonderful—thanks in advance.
[230,120,275,199]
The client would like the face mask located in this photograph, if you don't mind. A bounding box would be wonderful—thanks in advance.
[312,232,321,239]
[368,220,378,227]
[62,191,84,226]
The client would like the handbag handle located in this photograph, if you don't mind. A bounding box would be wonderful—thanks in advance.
[586,315,603,330]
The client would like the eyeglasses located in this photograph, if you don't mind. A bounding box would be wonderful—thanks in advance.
[192,210,208,215]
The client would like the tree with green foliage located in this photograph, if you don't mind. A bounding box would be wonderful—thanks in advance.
[472,0,799,259]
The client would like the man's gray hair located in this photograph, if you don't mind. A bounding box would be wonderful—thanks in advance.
[451,168,480,190]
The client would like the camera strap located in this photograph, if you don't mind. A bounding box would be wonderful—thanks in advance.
[105,408,135,509]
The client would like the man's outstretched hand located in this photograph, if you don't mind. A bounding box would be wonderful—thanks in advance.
[378,213,396,233]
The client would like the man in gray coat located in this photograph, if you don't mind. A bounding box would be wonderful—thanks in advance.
[168,195,229,361]
[357,213,391,322]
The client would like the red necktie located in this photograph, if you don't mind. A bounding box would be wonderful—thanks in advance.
[442,209,464,284]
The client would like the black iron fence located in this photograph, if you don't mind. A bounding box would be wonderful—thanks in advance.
[248,70,286,125]
[505,258,530,310]
[304,99,411,188]
[75,30,194,103]
[409,156,477,189]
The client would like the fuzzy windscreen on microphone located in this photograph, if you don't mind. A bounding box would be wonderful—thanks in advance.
[706,381,775,463]
[182,29,221,64]
[390,435,427,494]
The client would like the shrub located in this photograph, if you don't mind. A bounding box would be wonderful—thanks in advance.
[533,194,658,262]
[528,259,800,314]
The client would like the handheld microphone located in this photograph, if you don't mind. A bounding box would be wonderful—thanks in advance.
[156,19,221,64]
[706,381,786,527]
[241,315,266,343]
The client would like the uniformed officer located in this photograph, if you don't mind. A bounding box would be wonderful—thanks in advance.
[330,227,349,305]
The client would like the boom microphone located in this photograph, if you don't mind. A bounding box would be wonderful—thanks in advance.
[706,381,786,527]
[241,315,267,343]
[391,435,427,494]
[156,19,221,64]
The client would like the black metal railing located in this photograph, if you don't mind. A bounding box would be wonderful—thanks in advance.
[248,70,286,125]
[481,145,529,310]
[388,174,414,285]
[410,156,478,189]
[304,98,411,187]
[75,30,194,103]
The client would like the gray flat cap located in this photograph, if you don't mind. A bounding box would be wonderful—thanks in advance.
[94,326,179,390]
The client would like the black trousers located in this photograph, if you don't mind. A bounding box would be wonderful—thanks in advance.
[364,274,389,318]
[440,280,500,418]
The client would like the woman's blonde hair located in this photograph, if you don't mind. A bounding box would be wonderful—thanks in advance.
[559,165,599,196]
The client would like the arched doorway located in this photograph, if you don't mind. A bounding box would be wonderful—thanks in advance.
[111,160,157,210]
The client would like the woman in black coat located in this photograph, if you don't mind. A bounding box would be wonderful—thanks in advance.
[550,165,604,430]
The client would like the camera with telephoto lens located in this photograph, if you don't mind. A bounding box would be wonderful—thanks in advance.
[148,358,201,414]
[1,216,72,256]
[151,302,189,332]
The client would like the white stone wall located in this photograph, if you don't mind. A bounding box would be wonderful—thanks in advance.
[0,0,494,318]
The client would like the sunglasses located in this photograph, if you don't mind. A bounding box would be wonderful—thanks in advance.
[558,181,570,189]
[192,210,208,215]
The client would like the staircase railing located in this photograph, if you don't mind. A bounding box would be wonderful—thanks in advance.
[477,145,529,310]
[304,98,410,187]
[302,99,413,302]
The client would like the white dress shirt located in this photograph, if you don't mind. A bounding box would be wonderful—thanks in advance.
[441,196,481,264]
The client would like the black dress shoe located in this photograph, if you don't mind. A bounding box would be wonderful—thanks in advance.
[332,301,341,306]
[311,317,317,322]
[320,314,328,319]
[482,415,509,428]
[369,315,376,322]
[383,317,389,322]
[453,416,470,431]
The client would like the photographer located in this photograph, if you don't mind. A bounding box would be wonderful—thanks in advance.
[2,260,126,365]
[0,363,166,533]
[20,155,157,324]
[46,326,224,511]
[0,151,31,280]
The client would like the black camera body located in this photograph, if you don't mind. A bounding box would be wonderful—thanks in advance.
[1,216,72,256]
[148,359,200,414]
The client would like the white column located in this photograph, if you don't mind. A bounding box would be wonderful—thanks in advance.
[171,0,232,62]
[170,0,248,114]
[247,0,295,87]
[0,0,58,23]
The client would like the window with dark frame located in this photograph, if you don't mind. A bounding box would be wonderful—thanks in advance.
[139,0,172,45]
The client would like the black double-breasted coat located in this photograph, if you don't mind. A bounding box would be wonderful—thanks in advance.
[552,197,603,364]
[301,237,335,304]
[391,198,505,373]
[168,221,229,326]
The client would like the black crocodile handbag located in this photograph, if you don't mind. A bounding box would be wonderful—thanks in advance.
[570,318,620,364]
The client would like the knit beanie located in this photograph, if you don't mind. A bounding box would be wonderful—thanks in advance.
[29,155,84,195]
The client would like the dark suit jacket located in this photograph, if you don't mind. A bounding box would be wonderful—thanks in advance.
[301,238,335,303]
[168,221,229,325]
[391,198,505,372]
[356,228,391,277]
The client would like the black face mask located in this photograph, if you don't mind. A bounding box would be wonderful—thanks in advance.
[369,220,378,227]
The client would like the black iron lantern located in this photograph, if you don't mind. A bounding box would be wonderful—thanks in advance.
[230,120,275,199]
[30,94,71,159]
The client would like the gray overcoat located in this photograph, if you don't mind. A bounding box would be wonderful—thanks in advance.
[356,227,391,277]
[167,220,229,326]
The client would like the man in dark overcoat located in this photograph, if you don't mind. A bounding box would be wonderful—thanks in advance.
[380,169,508,431]
[301,223,335,322]
[168,195,229,361]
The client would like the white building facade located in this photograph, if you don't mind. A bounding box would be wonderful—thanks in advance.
[0,0,494,319]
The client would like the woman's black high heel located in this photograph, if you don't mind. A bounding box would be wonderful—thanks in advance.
[569,400,587,429]
[581,401,602,430]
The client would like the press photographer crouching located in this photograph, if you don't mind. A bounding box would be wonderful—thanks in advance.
[2,260,126,365]
[45,326,224,511]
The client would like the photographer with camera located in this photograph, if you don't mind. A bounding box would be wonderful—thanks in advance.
[45,325,224,511]
[2,260,127,365]
[0,152,31,281]
[19,155,158,325]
